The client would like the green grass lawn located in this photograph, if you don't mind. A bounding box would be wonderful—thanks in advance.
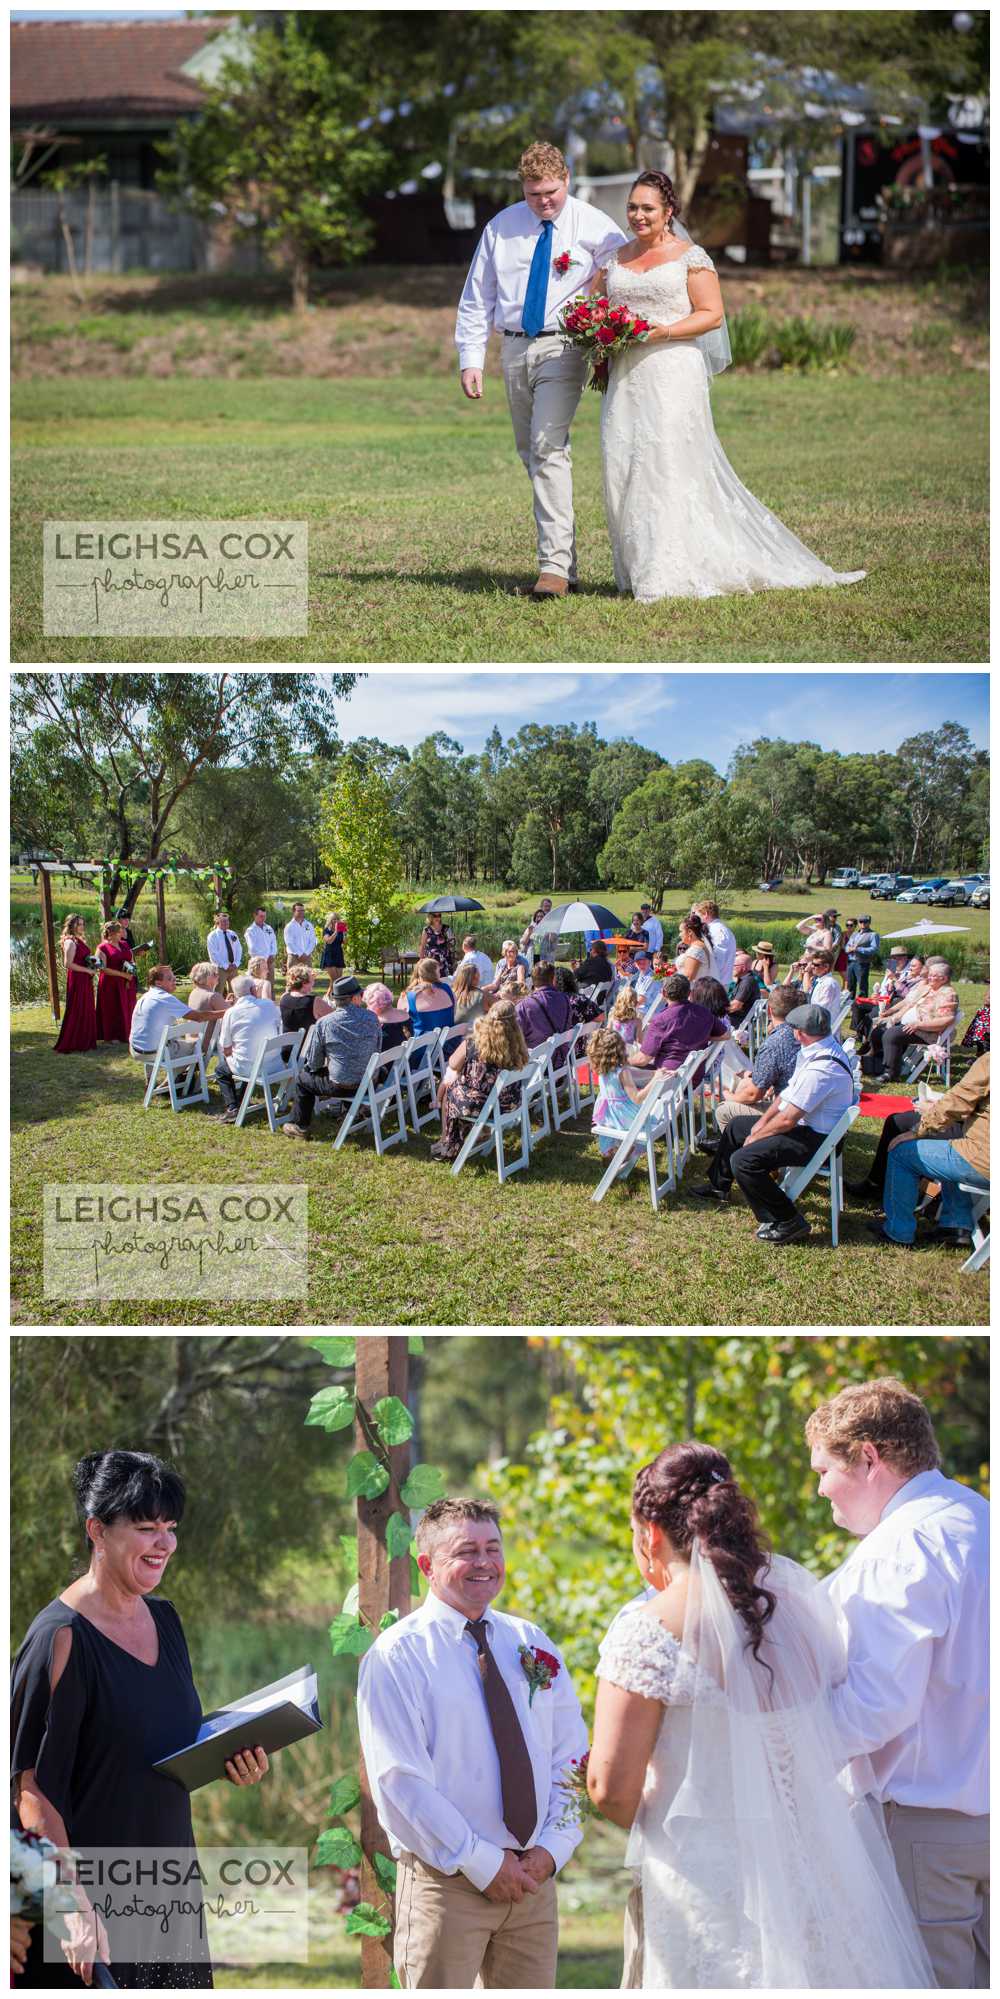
[11,369,987,663]
[12,984,988,1329]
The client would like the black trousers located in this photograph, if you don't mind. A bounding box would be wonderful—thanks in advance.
[291,1069,357,1129]
[863,1021,934,1079]
[728,1120,828,1227]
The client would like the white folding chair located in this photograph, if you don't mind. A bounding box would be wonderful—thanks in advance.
[902,1014,961,1089]
[641,989,665,1029]
[570,1019,600,1109]
[333,1045,410,1154]
[592,1073,689,1212]
[402,1025,447,1134]
[539,1026,581,1132]
[779,1102,861,1246]
[141,1019,209,1112]
[230,1028,304,1131]
[959,1185,991,1273]
[831,994,854,1041]
[450,1060,548,1183]
[743,995,769,1059]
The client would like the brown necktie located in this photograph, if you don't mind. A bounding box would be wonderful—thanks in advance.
[466,1619,537,1847]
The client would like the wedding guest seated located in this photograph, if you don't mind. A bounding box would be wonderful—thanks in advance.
[628,973,727,1076]
[705,985,804,1145]
[751,939,779,990]
[630,950,661,1009]
[869,1052,990,1250]
[247,954,275,1003]
[803,950,843,1016]
[213,974,282,1123]
[419,912,456,978]
[963,991,990,1053]
[863,957,958,1084]
[579,938,614,990]
[185,962,231,1051]
[279,965,332,1059]
[853,944,912,1038]
[689,975,730,1024]
[449,964,487,1033]
[363,982,411,1050]
[608,982,641,1047]
[587,1026,661,1174]
[553,964,602,1025]
[283,976,381,1140]
[727,951,761,1028]
[456,933,495,988]
[128,965,206,1063]
[488,939,529,999]
[400,958,456,1045]
[516,960,573,1051]
[430,1002,528,1161]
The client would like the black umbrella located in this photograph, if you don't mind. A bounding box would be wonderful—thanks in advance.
[532,900,624,937]
[417,895,485,914]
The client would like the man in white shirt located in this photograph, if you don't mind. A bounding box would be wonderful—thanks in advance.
[213,974,282,1122]
[693,899,737,986]
[206,910,243,992]
[283,903,316,977]
[638,904,664,956]
[244,906,277,983]
[716,1001,857,1244]
[804,950,843,1018]
[455,140,625,600]
[129,965,205,1059]
[457,933,496,990]
[807,1377,988,1988]
[357,1496,588,1989]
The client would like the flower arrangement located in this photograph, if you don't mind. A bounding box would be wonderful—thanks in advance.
[518,1643,561,1704]
[10,1827,81,1926]
[552,250,578,276]
[559,293,652,392]
[555,1750,602,1828]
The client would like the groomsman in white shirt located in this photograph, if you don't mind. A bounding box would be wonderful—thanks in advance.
[245,906,277,985]
[283,903,316,979]
[455,141,626,601]
[807,1376,989,1988]
[357,1497,588,1989]
[206,909,242,993]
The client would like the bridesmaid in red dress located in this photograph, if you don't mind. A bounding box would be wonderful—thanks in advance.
[95,918,137,1042]
[53,914,98,1053]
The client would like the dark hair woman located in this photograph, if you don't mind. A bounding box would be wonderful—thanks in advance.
[585,1441,933,1989]
[11,1450,269,1989]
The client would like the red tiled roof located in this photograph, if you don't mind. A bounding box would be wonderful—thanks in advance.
[11,19,236,121]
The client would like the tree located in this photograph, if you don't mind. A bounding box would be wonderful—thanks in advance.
[893,724,980,872]
[598,761,720,906]
[510,811,553,895]
[586,739,665,841]
[171,762,321,910]
[10,673,356,918]
[500,723,603,890]
[316,761,410,972]
[670,791,771,893]
[156,18,390,311]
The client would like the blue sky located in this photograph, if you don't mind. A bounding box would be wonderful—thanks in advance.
[333,672,989,772]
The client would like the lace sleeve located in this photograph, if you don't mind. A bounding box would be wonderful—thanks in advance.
[596,1614,684,1702]
[684,246,716,274]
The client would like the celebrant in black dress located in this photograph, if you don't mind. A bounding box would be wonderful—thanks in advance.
[10,1451,269,1990]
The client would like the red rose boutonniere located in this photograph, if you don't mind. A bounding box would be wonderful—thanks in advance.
[519,1643,561,1704]
[552,251,577,276]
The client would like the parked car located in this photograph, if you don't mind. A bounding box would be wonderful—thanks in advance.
[932,879,986,906]
[897,878,948,903]
[971,882,990,907]
[830,869,861,889]
[871,874,913,899]
[856,873,882,889]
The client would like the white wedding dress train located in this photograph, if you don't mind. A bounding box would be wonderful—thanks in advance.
[600,247,866,604]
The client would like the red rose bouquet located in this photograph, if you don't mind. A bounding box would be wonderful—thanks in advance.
[518,1643,561,1704]
[559,293,652,393]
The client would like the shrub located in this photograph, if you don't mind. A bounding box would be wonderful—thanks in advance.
[728,303,771,368]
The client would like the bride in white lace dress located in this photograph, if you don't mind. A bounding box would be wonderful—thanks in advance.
[596,173,866,604]
[588,1443,933,1989]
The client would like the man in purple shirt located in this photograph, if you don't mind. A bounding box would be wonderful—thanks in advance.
[628,972,728,1074]
[515,962,573,1059]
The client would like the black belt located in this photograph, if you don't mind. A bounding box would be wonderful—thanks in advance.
[504,329,561,339]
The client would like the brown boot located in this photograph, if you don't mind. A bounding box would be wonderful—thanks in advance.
[527,572,570,600]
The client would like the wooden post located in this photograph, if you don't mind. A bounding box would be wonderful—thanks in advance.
[355,1336,411,1988]
[39,865,61,1022]
[155,877,168,964]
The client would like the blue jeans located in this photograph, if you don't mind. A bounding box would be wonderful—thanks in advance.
[847,957,873,997]
[883,1139,989,1243]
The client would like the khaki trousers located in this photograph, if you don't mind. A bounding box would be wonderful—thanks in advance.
[885,1801,990,1988]
[501,334,588,580]
[714,1099,764,1133]
[394,1853,558,1990]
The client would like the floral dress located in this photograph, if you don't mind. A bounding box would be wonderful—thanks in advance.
[439,1055,522,1158]
[420,925,456,976]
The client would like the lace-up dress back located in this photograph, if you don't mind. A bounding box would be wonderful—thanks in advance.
[600,248,866,604]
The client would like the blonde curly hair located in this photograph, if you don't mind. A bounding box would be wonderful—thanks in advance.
[587,1026,627,1076]
[519,142,568,184]
[473,1001,529,1070]
[610,985,639,1022]
[804,1377,941,1474]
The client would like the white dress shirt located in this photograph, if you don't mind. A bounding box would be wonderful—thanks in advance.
[809,972,843,1016]
[458,949,496,988]
[455,195,628,369]
[220,994,282,1072]
[640,915,664,955]
[779,1035,856,1134]
[357,1590,589,1891]
[207,925,242,970]
[283,917,316,957]
[707,919,737,987]
[129,988,192,1055]
[245,922,277,959]
[824,1470,989,1813]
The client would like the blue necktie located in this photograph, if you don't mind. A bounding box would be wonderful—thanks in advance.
[521,220,554,336]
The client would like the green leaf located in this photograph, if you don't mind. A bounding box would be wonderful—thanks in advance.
[339,1532,357,1566]
[385,1511,413,1559]
[309,1336,357,1367]
[400,1462,447,1508]
[379,1609,400,1631]
[372,1395,414,1446]
[315,1826,362,1869]
[373,1851,397,1895]
[327,1774,361,1817]
[329,1612,374,1657]
[345,1902,392,1939]
[342,1582,360,1616]
[407,1336,424,1356]
[390,1969,402,1989]
[305,1384,355,1432]
[346,1451,391,1501]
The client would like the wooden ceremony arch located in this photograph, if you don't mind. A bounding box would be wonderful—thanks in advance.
[31,857,229,1022]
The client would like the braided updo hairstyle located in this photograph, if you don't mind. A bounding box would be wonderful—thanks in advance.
[630,170,681,233]
[632,1441,777,1668]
